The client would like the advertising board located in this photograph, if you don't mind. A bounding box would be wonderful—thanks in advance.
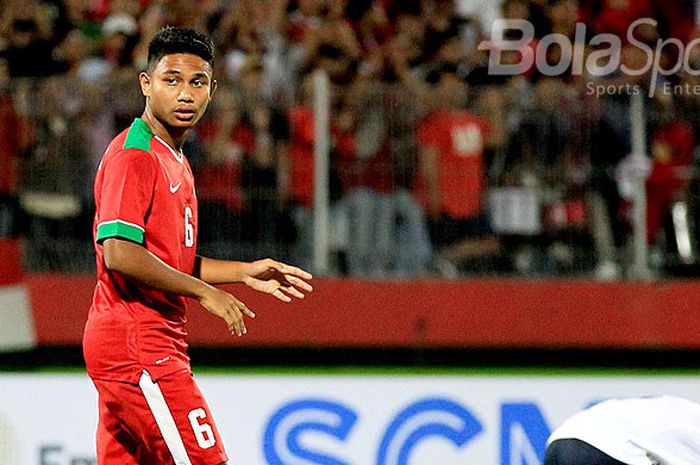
[1,373,699,465]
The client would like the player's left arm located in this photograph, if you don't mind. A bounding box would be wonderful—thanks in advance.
[193,256,313,303]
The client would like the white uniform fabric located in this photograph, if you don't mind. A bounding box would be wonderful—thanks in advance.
[548,396,700,465]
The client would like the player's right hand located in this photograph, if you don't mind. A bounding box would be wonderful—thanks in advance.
[198,285,255,337]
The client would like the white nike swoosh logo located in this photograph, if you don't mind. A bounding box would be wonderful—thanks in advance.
[169,182,182,193]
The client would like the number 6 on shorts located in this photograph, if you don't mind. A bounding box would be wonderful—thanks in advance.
[188,408,216,449]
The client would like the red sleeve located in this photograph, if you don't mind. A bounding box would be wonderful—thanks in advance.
[95,149,158,244]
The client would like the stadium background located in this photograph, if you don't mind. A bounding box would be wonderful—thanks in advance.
[3,0,700,463]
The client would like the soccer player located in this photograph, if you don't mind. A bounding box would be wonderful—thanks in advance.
[545,396,700,465]
[82,26,313,465]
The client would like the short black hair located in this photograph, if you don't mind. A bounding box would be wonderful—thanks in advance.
[146,26,214,72]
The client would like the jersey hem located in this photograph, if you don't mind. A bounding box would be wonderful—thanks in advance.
[87,364,192,385]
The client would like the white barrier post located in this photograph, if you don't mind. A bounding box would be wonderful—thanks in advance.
[629,92,652,280]
[312,70,331,274]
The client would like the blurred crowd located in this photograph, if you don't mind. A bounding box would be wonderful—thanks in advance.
[2,0,700,279]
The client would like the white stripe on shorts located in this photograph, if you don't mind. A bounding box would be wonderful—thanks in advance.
[139,370,193,465]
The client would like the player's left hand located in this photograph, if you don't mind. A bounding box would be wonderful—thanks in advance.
[242,259,313,302]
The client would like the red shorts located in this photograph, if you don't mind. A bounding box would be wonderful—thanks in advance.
[91,369,228,465]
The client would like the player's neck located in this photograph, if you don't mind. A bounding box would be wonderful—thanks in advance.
[140,110,188,151]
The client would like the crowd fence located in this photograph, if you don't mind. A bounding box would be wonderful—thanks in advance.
[2,70,699,281]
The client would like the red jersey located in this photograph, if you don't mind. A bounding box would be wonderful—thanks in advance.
[416,110,490,219]
[83,118,199,384]
[287,106,315,208]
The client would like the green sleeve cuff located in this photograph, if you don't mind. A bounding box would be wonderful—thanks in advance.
[96,220,145,244]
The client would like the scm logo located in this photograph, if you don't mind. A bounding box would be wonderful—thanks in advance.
[263,398,552,465]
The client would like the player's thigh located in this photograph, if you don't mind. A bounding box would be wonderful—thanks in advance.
[94,373,227,465]
[141,369,228,465]
[93,379,163,465]
[96,395,136,464]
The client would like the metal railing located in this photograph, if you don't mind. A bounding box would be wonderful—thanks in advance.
[1,71,698,280]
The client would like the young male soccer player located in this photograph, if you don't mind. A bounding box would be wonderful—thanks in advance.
[82,26,313,465]
[546,396,700,465]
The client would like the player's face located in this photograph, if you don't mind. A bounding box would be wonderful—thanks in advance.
[140,53,216,130]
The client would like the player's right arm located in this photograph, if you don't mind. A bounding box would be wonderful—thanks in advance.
[103,238,254,336]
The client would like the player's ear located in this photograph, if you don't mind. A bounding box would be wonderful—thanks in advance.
[139,72,151,98]
[209,79,218,100]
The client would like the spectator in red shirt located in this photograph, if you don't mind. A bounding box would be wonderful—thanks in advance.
[416,67,501,274]
[0,58,29,237]
[242,100,286,247]
[197,73,288,253]
[195,88,249,244]
[285,97,316,211]
[383,83,433,278]
[337,77,399,276]
[646,108,695,247]
[282,75,357,273]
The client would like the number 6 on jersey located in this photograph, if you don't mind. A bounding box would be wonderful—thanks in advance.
[188,407,216,449]
[184,206,194,247]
